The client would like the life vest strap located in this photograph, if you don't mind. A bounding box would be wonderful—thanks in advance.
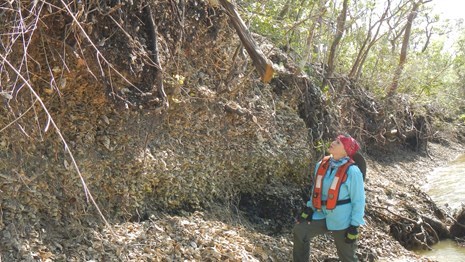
[321,198,351,206]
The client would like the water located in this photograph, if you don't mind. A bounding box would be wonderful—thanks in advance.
[418,154,465,261]
[418,239,465,262]
[423,154,465,210]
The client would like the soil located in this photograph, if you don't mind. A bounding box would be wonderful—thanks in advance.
[1,1,465,262]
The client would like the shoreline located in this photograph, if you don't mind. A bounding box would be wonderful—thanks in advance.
[359,141,464,261]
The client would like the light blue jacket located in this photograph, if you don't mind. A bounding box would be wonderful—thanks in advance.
[306,157,366,230]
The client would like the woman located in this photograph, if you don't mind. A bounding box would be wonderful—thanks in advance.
[293,134,365,262]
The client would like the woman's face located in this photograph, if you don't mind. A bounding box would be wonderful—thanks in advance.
[328,138,347,158]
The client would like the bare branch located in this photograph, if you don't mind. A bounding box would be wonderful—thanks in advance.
[0,52,115,236]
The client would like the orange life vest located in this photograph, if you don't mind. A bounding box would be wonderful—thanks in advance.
[312,156,353,210]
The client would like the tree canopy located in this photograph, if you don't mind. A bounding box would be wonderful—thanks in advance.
[240,0,464,117]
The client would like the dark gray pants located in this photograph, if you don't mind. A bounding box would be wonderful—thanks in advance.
[293,219,358,262]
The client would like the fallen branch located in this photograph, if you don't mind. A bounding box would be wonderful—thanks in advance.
[218,0,274,83]
[369,203,417,224]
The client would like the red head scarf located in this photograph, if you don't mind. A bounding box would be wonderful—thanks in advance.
[337,134,360,158]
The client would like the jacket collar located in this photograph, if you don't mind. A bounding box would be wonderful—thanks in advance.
[329,156,350,169]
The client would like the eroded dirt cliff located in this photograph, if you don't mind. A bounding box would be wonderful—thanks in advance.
[1,0,464,261]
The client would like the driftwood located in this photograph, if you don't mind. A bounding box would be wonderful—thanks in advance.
[421,215,450,239]
[219,0,274,83]
[369,204,441,250]
[450,207,465,238]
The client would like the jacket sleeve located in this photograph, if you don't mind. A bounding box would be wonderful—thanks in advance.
[347,165,366,226]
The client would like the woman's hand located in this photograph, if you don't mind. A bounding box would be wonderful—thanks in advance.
[345,225,359,243]
[295,206,313,224]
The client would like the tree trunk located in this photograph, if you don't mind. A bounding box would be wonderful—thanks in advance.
[389,0,428,94]
[421,14,435,53]
[386,1,411,54]
[299,0,327,69]
[349,3,390,80]
[322,0,349,89]
[219,0,274,83]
